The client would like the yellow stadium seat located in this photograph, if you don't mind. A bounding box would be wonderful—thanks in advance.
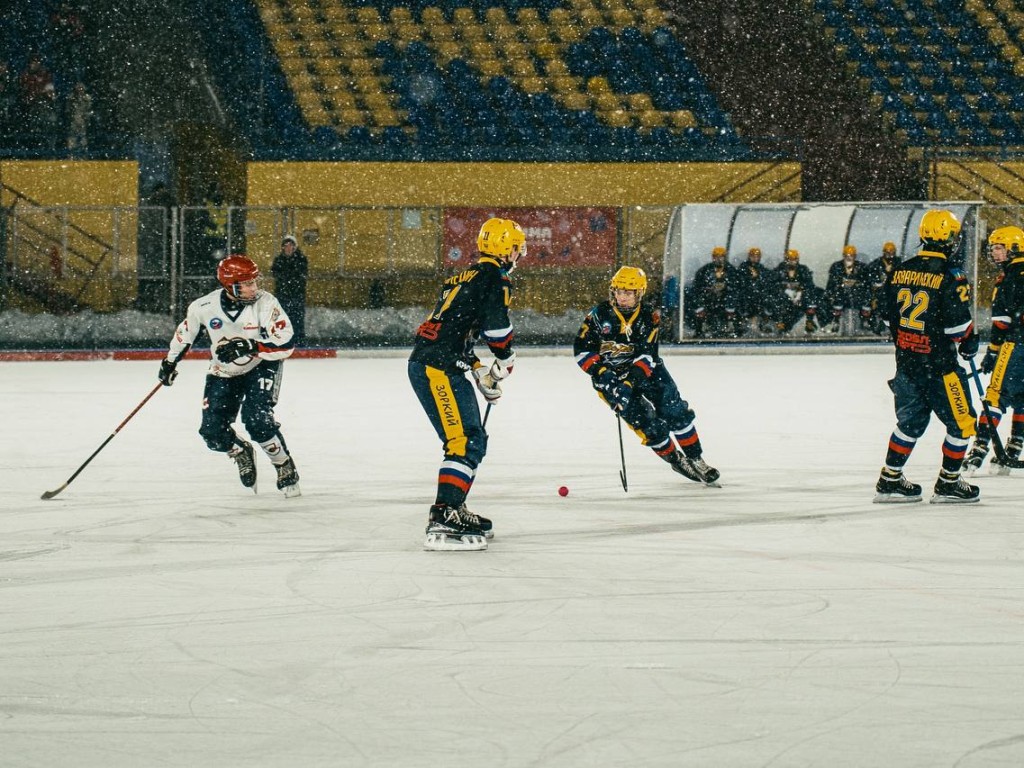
[534,41,560,59]
[549,75,583,94]
[362,24,390,42]
[324,6,350,23]
[338,41,367,58]
[459,25,486,43]
[390,7,413,24]
[424,23,455,41]
[355,7,382,25]
[517,77,547,93]
[421,7,446,25]
[346,58,375,76]
[637,110,666,129]
[509,59,537,77]
[593,92,621,111]
[627,93,654,111]
[370,108,402,127]
[544,59,569,77]
[276,36,302,57]
[264,21,291,41]
[492,23,519,42]
[353,76,382,93]
[668,110,697,129]
[330,23,360,40]
[453,8,476,25]
[484,7,509,25]
[577,9,603,27]
[586,76,611,94]
[478,59,504,77]
[338,108,368,127]
[362,92,391,111]
[561,92,591,111]
[600,109,631,128]
[608,8,636,27]
[551,24,582,43]
[517,8,540,24]
[521,22,550,43]
[306,38,333,57]
[396,23,424,42]
[469,41,492,59]
[642,7,666,26]
[435,41,464,61]
[279,55,308,75]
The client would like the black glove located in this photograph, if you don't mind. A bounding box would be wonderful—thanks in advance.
[608,380,634,412]
[215,337,259,363]
[592,366,619,394]
[958,332,979,361]
[980,346,999,374]
[158,359,178,386]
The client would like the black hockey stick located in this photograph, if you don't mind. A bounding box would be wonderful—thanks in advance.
[967,357,1024,469]
[617,414,628,492]
[482,402,492,430]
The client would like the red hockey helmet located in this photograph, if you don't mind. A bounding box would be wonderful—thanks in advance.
[217,254,262,303]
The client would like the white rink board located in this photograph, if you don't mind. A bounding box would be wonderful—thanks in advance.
[2,351,1022,768]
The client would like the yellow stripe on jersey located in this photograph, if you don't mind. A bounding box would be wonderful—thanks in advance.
[985,341,1015,409]
[425,365,468,456]
[943,370,976,437]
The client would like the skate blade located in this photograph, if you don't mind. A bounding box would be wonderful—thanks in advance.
[424,532,487,551]
[873,493,923,504]
[989,464,1011,476]
[281,483,301,498]
[929,494,981,505]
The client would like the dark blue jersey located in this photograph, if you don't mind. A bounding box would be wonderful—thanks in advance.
[882,250,974,374]
[574,299,661,384]
[410,256,515,373]
[991,256,1024,345]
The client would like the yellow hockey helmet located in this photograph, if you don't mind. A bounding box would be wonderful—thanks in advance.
[477,217,516,257]
[882,241,897,256]
[748,247,761,258]
[921,208,958,253]
[610,266,647,304]
[988,226,1024,254]
[785,248,800,262]
[711,246,727,258]
[842,244,857,258]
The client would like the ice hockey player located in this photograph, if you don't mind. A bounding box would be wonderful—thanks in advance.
[575,266,720,486]
[825,244,872,333]
[964,225,1024,475]
[874,209,980,504]
[865,241,901,334]
[773,248,822,334]
[157,254,300,497]
[409,217,526,551]
[686,246,740,338]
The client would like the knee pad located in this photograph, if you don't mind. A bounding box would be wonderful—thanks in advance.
[199,423,236,453]
[242,408,279,443]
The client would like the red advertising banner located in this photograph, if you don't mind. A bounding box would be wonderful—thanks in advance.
[443,207,617,269]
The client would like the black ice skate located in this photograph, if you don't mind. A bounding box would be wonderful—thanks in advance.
[669,451,721,486]
[275,456,301,498]
[228,441,257,491]
[963,439,989,477]
[424,504,487,551]
[989,436,1022,476]
[873,468,922,503]
[931,470,980,504]
[458,503,493,539]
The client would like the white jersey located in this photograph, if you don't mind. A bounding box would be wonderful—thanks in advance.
[166,288,295,378]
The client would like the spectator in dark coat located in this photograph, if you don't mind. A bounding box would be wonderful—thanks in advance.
[271,235,309,344]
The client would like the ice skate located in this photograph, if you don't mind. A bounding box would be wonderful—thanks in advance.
[873,468,922,503]
[458,503,493,539]
[669,451,721,487]
[424,504,488,551]
[962,439,989,477]
[275,456,301,498]
[931,470,980,504]
[989,436,1022,476]
[228,441,257,491]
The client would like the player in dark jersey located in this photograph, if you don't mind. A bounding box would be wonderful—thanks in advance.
[409,217,525,551]
[874,209,980,504]
[574,266,720,486]
[773,248,822,334]
[966,226,1024,474]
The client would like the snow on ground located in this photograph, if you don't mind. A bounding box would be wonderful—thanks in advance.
[1,350,1022,768]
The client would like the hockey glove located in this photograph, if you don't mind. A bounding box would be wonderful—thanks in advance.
[592,366,620,394]
[472,364,502,403]
[486,350,516,381]
[981,345,1000,374]
[216,337,259,363]
[957,331,979,361]
[608,380,634,413]
[158,359,178,386]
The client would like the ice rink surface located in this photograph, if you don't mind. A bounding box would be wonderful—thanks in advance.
[2,349,1022,768]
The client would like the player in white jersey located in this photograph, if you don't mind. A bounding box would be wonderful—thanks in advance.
[157,254,301,496]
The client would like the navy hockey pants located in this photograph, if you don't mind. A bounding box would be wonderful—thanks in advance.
[889,366,977,440]
[616,366,696,447]
[200,360,284,452]
[408,361,487,507]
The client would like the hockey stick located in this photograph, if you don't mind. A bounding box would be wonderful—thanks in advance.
[617,414,628,492]
[967,357,1024,469]
[482,402,492,430]
[41,346,191,499]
